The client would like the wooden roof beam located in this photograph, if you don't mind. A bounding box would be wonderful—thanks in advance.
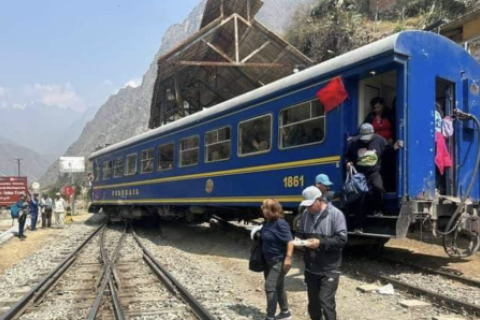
[175,61,285,68]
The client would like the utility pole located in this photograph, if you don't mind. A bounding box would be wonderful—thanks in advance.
[13,158,24,176]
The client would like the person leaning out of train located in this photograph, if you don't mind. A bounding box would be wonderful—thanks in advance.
[258,199,294,320]
[295,186,348,320]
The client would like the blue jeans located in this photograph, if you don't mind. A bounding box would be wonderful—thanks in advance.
[31,214,38,230]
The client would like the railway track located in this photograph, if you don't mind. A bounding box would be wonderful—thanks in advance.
[0,223,217,320]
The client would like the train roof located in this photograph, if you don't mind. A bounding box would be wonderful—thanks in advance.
[89,30,466,160]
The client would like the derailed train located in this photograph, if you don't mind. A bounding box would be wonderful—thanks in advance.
[89,31,480,258]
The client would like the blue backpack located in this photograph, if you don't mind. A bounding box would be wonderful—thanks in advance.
[342,166,369,203]
[10,203,19,219]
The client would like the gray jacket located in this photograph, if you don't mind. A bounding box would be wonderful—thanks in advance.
[296,203,348,274]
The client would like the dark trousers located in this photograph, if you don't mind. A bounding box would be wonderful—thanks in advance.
[352,172,384,228]
[305,271,340,320]
[18,218,26,237]
[263,260,289,318]
[30,214,38,230]
[42,208,52,228]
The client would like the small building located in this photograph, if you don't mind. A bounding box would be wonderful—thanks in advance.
[148,0,313,129]
[440,8,480,62]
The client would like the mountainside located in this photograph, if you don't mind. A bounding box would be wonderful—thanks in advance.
[0,104,91,157]
[0,136,55,184]
[39,0,316,187]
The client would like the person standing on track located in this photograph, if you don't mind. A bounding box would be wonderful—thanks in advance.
[53,193,67,229]
[257,199,294,320]
[295,186,348,320]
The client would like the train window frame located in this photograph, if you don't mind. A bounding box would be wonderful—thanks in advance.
[158,142,175,171]
[205,126,232,163]
[140,148,155,174]
[102,160,113,180]
[179,135,200,168]
[278,99,326,150]
[124,153,138,176]
[113,157,124,178]
[237,114,273,157]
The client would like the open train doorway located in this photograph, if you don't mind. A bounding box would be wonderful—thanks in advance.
[436,78,455,196]
[358,70,398,195]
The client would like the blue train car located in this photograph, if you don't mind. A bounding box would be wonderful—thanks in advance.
[89,31,480,257]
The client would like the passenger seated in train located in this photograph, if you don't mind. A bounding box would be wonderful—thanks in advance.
[244,120,270,153]
[282,123,307,147]
[363,97,396,192]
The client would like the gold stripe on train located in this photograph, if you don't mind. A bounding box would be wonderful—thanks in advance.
[94,155,341,190]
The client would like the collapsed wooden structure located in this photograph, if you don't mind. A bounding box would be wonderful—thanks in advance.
[149,0,313,128]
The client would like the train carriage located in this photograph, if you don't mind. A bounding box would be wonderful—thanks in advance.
[89,31,480,258]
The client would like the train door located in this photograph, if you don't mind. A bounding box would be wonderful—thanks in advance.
[358,70,398,196]
[435,78,456,196]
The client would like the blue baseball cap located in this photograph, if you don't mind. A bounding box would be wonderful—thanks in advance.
[360,123,375,141]
[315,174,333,186]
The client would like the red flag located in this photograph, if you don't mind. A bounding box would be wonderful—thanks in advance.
[315,76,348,113]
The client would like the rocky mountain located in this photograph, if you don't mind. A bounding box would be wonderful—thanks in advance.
[0,136,55,184]
[39,0,316,187]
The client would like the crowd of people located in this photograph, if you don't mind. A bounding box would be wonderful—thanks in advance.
[14,192,68,240]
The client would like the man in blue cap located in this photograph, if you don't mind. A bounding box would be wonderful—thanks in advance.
[315,174,335,202]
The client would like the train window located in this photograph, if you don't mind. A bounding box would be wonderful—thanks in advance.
[102,160,112,180]
[205,127,231,163]
[141,148,154,174]
[158,143,174,171]
[179,136,199,167]
[279,100,325,149]
[238,114,272,156]
[124,154,137,176]
[113,158,124,178]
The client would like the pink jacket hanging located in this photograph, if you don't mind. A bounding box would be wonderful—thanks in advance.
[435,132,452,175]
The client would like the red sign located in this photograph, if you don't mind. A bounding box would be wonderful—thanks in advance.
[63,186,75,196]
[0,176,28,206]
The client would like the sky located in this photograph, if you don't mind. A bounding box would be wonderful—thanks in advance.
[0,0,200,112]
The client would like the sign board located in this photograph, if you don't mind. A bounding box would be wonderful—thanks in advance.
[0,176,28,206]
[59,157,85,173]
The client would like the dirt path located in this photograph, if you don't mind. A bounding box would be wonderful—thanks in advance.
[0,212,93,276]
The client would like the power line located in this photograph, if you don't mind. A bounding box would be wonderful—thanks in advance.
[13,158,24,177]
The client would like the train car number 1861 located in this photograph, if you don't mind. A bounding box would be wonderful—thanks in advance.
[283,175,305,188]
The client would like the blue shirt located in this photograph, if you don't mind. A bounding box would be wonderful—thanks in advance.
[261,219,293,262]
[29,198,40,216]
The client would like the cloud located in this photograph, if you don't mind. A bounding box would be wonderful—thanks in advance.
[104,80,113,86]
[0,86,6,98]
[23,83,86,111]
[124,77,142,88]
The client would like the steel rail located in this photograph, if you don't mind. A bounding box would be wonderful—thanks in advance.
[379,256,480,289]
[87,225,127,320]
[357,269,480,317]
[0,224,105,320]
[132,230,217,320]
